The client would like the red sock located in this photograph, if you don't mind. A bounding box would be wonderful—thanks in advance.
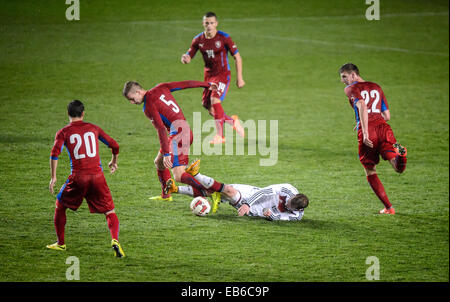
[224,114,234,125]
[157,168,172,198]
[395,155,407,173]
[106,212,120,241]
[212,103,225,137]
[209,180,224,192]
[367,174,392,209]
[181,172,205,191]
[54,202,67,245]
[192,187,204,197]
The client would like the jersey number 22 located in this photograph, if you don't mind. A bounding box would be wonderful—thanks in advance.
[361,90,381,114]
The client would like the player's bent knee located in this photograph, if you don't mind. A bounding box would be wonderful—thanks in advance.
[154,157,164,170]
[364,166,377,176]
[395,167,404,174]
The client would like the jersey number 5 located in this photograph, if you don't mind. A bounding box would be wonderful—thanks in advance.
[361,90,381,113]
[159,94,180,113]
[70,132,97,160]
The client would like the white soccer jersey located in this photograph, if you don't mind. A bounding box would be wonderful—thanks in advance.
[227,183,304,221]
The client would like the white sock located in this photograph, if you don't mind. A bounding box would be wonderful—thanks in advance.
[229,191,242,205]
[178,186,194,197]
[193,173,215,189]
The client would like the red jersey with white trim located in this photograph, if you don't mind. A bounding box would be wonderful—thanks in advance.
[186,31,239,77]
[344,81,389,129]
[50,121,119,174]
[143,81,211,154]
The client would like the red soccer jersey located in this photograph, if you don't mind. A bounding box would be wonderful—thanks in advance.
[143,81,211,154]
[186,31,239,77]
[50,121,119,174]
[344,81,389,129]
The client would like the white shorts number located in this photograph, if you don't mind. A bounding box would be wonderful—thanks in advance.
[218,82,226,93]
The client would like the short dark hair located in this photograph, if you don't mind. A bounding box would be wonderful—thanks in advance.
[290,194,309,210]
[67,100,84,118]
[122,81,142,98]
[339,63,359,75]
[204,12,217,19]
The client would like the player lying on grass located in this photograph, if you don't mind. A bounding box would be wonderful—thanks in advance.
[48,100,125,257]
[181,11,245,144]
[123,80,228,202]
[164,160,309,221]
[339,63,408,215]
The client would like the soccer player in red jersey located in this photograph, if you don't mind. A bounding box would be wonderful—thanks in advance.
[122,80,228,201]
[339,63,408,215]
[181,11,245,144]
[47,100,125,257]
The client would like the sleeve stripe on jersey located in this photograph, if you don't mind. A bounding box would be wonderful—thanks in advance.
[270,213,280,221]
[99,136,110,147]
[217,30,229,38]
[289,214,302,221]
[281,187,296,198]
[170,87,182,92]
[246,188,273,206]
[381,99,387,112]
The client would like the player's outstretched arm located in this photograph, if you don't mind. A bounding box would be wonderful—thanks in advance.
[163,80,211,92]
[233,52,245,88]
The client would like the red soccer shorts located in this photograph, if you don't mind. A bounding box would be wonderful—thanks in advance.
[358,122,397,169]
[57,173,115,214]
[202,73,231,109]
[160,127,193,168]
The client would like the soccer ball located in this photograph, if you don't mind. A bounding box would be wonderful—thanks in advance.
[190,196,211,216]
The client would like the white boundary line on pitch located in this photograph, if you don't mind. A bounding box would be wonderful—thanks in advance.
[174,25,448,57]
[220,11,449,22]
[247,34,449,57]
[127,11,449,57]
[124,11,449,25]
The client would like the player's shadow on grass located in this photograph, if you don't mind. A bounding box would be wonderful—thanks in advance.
[207,214,355,231]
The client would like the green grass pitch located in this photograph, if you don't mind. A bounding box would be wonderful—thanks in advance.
[0,0,448,282]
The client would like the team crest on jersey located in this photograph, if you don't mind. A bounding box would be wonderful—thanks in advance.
[199,43,203,48]
[215,41,221,48]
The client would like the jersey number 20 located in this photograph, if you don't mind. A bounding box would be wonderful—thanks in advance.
[70,132,96,160]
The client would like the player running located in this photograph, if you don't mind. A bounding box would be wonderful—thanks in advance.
[122,80,228,202]
[181,11,245,144]
[48,100,125,257]
[339,63,408,215]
